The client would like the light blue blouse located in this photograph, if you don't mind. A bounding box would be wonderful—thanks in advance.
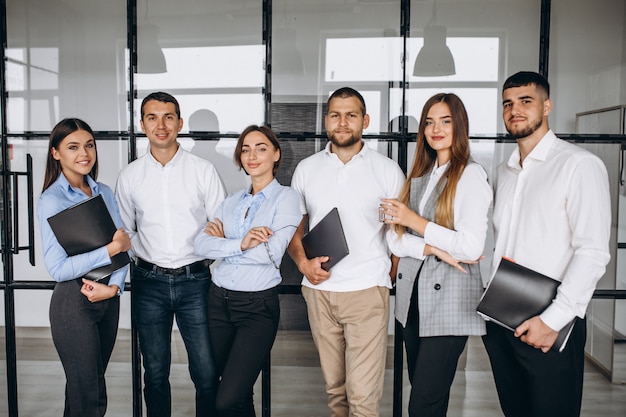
[37,173,128,294]
[194,179,302,291]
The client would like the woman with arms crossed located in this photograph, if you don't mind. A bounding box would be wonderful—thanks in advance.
[38,118,130,416]
[194,125,302,417]
[381,93,492,417]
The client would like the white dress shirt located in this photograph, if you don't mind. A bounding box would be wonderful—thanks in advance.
[291,142,405,292]
[115,146,226,269]
[386,162,492,262]
[491,130,611,332]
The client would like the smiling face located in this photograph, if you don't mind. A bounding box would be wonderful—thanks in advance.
[51,129,96,186]
[424,102,454,165]
[325,96,370,149]
[240,130,280,181]
[140,99,183,152]
[502,83,551,140]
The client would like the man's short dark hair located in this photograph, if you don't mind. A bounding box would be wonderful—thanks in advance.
[503,71,550,98]
[141,91,181,120]
[327,87,367,116]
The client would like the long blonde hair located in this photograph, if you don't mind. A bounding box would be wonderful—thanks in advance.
[395,93,470,235]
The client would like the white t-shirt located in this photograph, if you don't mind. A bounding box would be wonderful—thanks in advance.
[291,142,405,292]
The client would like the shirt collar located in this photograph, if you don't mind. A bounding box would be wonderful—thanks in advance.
[147,143,183,167]
[56,172,99,196]
[243,178,280,200]
[430,160,449,179]
[323,140,368,160]
[507,129,556,170]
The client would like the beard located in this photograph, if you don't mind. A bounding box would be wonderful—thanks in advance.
[506,117,544,139]
[328,132,361,148]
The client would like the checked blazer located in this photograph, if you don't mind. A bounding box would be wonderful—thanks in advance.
[394,165,486,337]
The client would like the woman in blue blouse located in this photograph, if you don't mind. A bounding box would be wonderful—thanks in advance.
[194,125,302,417]
[37,118,130,417]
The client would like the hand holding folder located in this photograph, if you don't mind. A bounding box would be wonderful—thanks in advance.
[47,194,131,281]
[302,208,349,271]
[477,257,576,352]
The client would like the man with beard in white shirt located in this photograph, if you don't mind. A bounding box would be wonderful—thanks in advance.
[483,72,611,417]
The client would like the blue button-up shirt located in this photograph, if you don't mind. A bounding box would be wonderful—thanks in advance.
[194,179,302,291]
[37,173,128,294]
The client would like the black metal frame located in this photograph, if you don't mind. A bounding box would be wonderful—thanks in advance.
[2,1,626,417]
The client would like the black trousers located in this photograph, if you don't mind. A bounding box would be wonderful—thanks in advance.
[401,279,468,417]
[49,279,120,417]
[209,284,280,417]
[482,317,586,417]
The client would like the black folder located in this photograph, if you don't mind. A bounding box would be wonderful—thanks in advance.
[302,207,349,271]
[47,194,130,281]
[477,257,575,352]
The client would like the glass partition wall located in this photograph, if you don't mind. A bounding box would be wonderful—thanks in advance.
[1,0,625,415]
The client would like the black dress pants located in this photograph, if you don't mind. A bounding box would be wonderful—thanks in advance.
[209,284,280,417]
[49,279,120,417]
[401,279,468,417]
[482,317,586,417]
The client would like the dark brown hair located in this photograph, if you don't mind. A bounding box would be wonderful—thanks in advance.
[503,71,550,99]
[141,91,181,120]
[327,87,366,116]
[234,125,282,176]
[42,118,98,192]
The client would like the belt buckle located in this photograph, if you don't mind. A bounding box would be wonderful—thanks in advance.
[162,265,185,275]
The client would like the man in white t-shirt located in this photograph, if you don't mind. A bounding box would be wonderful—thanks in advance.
[288,87,405,417]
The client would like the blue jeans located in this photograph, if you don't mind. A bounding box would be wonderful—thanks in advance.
[131,262,216,417]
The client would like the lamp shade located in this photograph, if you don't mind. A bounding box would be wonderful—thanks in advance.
[413,25,455,77]
[137,23,167,74]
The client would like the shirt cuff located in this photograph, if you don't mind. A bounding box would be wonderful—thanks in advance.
[540,302,575,332]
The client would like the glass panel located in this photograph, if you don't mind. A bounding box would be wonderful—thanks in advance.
[549,0,626,133]
[271,0,402,133]
[408,0,541,136]
[576,106,625,134]
[6,0,128,132]
[135,0,264,134]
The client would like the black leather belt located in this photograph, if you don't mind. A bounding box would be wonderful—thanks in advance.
[135,258,208,276]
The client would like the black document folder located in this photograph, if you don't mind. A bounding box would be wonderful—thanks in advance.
[477,257,575,352]
[302,207,349,271]
[47,194,130,281]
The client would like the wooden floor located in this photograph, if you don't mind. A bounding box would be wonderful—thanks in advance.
[1,328,625,417]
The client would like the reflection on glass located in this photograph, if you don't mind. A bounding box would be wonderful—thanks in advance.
[133,93,264,134]
[135,45,264,90]
[391,87,498,135]
[7,0,127,132]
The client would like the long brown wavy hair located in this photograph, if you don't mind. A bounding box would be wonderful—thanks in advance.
[394,93,470,236]
[42,118,98,192]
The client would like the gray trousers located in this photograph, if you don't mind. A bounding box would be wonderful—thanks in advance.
[49,278,120,417]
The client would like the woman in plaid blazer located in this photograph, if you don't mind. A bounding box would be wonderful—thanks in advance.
[380,93,492,417]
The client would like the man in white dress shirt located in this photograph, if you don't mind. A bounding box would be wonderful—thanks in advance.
[288,87,405,417]
[116,92,226,417]
[483,71,611,417]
